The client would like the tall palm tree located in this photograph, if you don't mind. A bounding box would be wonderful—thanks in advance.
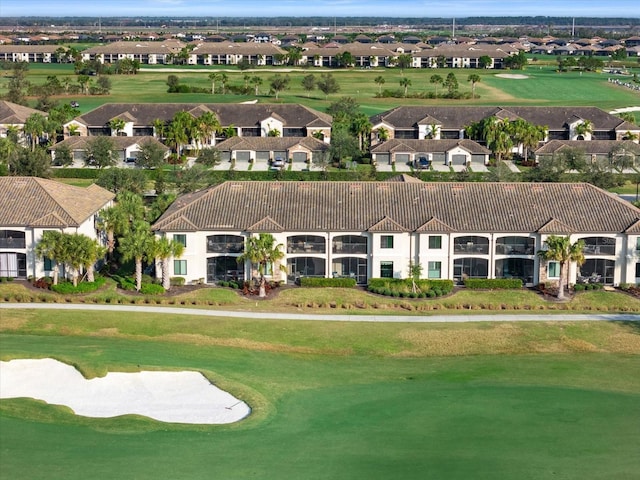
[574,120,593,139]
[77,235,106,283]
[208,72,221,95]
[237,233,285,297]
[96,206,128,260]
[430,74,443,98]
[35,230,64,285]
[537,235,586,300]
[152,118,167,141]
[151,236,185,290]
[23,113,47,151]
[467,73,481,99]
[119,220,154,292]
[374,75,385,95]
[351,113,372,151]
[399,77,411,97]
[166,111,193,156]
[193,112,220,150]
[250,76,262,96]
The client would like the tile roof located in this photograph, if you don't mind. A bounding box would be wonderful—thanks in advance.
[370,106,627,131]
[535,140,640,155]
[215,136,329,152]
[50,135,168,152]
[0,177,114,228]
[73,103,332,130]
[0,101,47,124]
[371,139,490,154]
[153,181,640,235]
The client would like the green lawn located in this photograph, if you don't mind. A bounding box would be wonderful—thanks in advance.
[1,306,640,480]
[4,63,639,114]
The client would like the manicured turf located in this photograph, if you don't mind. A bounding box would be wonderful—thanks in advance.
[1,313,640,480]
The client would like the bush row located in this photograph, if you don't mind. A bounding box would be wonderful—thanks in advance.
[0,277,14,282]
[368,278,454,294]
[217,280,243,289]
[574,283,605,291]
[50,277,106,294]
[464,278,523,289]
[299,277,357,288]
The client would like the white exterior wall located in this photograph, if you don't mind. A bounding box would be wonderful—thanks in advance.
[626,235,640,285]
[261,116,284,137]
[370,232,411,279]
[417,233,450,280]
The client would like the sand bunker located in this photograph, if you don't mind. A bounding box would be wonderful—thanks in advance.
[0,358,250,424]
[495,74,529,79]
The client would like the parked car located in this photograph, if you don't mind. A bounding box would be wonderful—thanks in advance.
[272,157,285,169]
[414,156,431,170]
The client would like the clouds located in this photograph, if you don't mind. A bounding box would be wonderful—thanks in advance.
[1,0,639,17]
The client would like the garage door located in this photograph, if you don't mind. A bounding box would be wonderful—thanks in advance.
[471,154,485,165]
[256,151,270,162]
[220,151,231,162]
[395,154,410,165]
[432,153,445,164]
[451,154,467,165]
[292,152,307,162]
[273,151,287,161]
[376,153,390,165]
[236,151,251,161]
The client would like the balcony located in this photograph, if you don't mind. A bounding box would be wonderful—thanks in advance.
[288,241,326,254]
[207,235,244,254]
[582,244,615,256]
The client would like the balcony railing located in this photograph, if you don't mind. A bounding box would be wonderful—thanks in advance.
[0,239,26,249]
[287,242,326,254]
[454,243,489,255]
[207,242,244,254]
[332,243,367,255]
[495,245,535,255]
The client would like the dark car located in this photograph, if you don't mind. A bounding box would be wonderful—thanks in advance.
[415,156,431,170]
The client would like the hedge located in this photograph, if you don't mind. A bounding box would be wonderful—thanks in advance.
[464,278,523,289]
[50,277,106,294]
[299,277,357,288]
[367,278,454,297]
[139,283,165,295]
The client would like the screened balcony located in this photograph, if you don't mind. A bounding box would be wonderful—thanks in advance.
[581,237,616,256]
[495,236,535,256]
[332,235,368,255]
[207,234,245,254]
[0,230,26,249]
[287,235,326,254]
[454,236,489,255]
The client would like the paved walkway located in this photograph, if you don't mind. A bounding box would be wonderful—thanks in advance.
[1,303,638,323]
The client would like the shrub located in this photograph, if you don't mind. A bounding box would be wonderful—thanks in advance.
[574,284,586,291]
[170,277,185,286]
[33,277,52,289]
[50,277,106,295]
[300,277,357,288]
[464,278,523,289]
[140,283,165,295]
[112,274,137,291]
[218,280,229,287]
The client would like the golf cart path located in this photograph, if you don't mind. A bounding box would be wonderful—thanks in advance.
[1,303,638,323]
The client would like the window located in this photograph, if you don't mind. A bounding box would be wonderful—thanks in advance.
[43,257,53,272]
[174,260,187,276]
[636,263,640,278]
[380,235,394,249]
[428,235,442,249]
[380,261,394,278]
[173,234,187,247]
[636,238,640,251]
[548,262,560,278]
[428,261,441,279]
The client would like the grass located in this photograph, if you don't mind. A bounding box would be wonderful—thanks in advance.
[1,322,639,480]
[3,281,640,314]
[4,63,640,115]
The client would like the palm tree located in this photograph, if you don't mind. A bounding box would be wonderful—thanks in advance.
[430,74,443,98]
[152,118,167,141]
[77,235,106,283]
[250,76,263,96]
[96,206,128,260]
[151,236,185,290]
[537,235,585,300]
[408,261,423,294]
[193,112,220,150]
[399,77,411,97]
[166,111,193,156]
[237,233,285,298]
[574,120,593,140]
[208,72,221,94]
[351,113,372,151]
[374,75,385,95]
[23,113,47,151]
[35,230,64,285]
[119,220,154,292]
[108,118,126,136]
[467,73,481,99]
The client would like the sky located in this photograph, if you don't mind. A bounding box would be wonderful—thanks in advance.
[1,0,639,19]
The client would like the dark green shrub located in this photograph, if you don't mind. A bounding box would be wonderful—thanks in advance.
[299,277,357,288]
[464,278,523,289]
[426,290,436,298]
[112,274,137,291]
[574,284,586,291]
[50,277,106,294]
[170,277,185,286]
[141,274,155,285]
[218,281,229,287]
[432,288,442,297]
[229,281,239,289]
[140,283,165,295]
